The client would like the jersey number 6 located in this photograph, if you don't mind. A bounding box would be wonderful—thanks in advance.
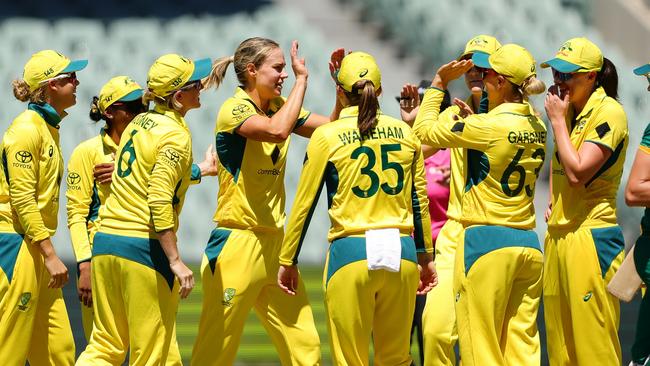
[500,147,545,197]
[117,129,139,178]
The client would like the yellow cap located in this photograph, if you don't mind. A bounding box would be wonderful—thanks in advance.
[633,63,650,76]
[147,54,212,98]
[23,50,87,92]
[98,76,144,113]
[541,37,603,73]
[337,52,381,93]
[472,43,537,87]
[458,35,502,60]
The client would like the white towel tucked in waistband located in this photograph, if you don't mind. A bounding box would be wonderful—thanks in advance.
[366,228,401,272]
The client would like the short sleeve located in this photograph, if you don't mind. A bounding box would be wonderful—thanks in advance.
[583,102,627,151]
[216,98,258,134]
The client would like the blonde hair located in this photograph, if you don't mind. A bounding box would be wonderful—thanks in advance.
[511,76,546,102]
[345,80,379,135]
[142,89,182,111]
[12,79,47,103]
[204,37,280,90]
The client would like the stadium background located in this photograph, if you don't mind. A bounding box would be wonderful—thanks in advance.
[0,0,649,364]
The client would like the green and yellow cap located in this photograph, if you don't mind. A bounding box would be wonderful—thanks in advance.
[472,43,537,87]
[633,63,650,76]
[458,35,502,60]
[541,37,603,73]
[23,50,87,92]
[147,54,212,98]
[98,76,144,113]
[337,51,381,93]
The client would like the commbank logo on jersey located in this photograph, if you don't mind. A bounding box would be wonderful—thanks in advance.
[222,288,236,307]
[67,172,81,185]
[15,150,33,163]
[17,292,31,311]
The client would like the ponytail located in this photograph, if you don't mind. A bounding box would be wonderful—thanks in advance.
[143,89,182,111]
[597,57,618,100]
[204,56,234,90]
[349,80,379,135]
[12,78,46,104]
[89,96,104,122]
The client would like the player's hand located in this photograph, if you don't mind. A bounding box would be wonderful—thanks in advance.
[197,144,219,177]
[170,260,194,299]
[453,98,474,118]
[437,166,451,187]
[399,83,421,125]
[417,253,437,295]
[329,48,345,83]
[290,40,308,80]
[43,254,69,289]
[78,261,93,307]
[545,84,570,127]
[432,60,473,90]
[278,264,300,295]
[94,162,115,184]
[544,202,552,222]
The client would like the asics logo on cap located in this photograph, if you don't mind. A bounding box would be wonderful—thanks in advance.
[359,69,368,78]
[179,56,190,64]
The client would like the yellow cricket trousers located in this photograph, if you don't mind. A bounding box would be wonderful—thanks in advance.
[422,218,461,366]
[76,232,181,366]
[0,232,75,365]
[191,227,320,366]
[544,225,624,365]
[324,236,419,366]
[454,225,543,366]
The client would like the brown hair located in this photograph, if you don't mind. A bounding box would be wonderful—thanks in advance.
[345,80,379,135]
[596,57,618,100]
[204,37,280,90]
[12,79,47,104]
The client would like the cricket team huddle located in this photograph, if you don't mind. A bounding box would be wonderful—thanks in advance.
[0,33,649,366]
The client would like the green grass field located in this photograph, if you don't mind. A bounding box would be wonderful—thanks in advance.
[176,265,423,365]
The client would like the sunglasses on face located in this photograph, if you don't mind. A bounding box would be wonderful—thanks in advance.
[111,99,146,115]
[552,69,575,82]
[179,80,202,92]
[45,72,77,84]
[477,68,496,80]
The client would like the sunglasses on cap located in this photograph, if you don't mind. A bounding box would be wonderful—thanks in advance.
[179,80,203,92]
[41,72,77,84]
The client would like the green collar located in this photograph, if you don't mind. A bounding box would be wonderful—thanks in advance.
[28,102,62,128]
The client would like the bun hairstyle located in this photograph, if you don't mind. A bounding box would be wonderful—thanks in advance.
[12,78,46,104]
[142,89,182,111]
[596,57,618,100]
[518,76,546,101]
[89,96,104,122]
[345,79,379,135]
[204,37,280,90]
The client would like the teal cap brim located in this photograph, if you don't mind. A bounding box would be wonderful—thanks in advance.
[540,58,581,73]
[188,58,212,82]
[62,59,88,73]
[118,89,144,102]
[633,64,650,76]
[471,52,492,69]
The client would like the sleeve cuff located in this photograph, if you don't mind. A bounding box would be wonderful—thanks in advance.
[191,163,201,182]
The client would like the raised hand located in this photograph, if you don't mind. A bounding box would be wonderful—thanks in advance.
[329,48,345,83]
[545,84,570,127]
[453,98,474,118]
[399,83,421,125]
[433,60,474,89]
[290,40,308,80]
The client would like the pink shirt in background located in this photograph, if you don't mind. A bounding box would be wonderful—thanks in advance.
[424,149,451,242]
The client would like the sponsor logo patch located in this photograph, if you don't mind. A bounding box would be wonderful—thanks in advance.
[222,288,236,307]
[17,292,31,311]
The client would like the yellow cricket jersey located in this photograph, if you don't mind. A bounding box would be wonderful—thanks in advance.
[279,106,433,265]
[640,123,650,235]
[214,87,311,232]
[98,104,194,238]
[548,87,628,230]
[65,130,118,262]
[414,88,547,229]
[0,103,64,241]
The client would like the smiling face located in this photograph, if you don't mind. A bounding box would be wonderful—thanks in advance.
[249,47,288,102]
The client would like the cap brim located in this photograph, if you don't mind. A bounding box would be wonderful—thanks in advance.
[188,58,212,82]
[118,89,144,102]
[471,52,492,69]
[62,59,88,73]
[540,58,581,73]
[633,64,650,76]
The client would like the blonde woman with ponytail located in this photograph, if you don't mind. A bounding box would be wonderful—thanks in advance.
[276,51,437,365]
[192,37,341,365]
[0,49,87,365]
[412,44,547,366]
